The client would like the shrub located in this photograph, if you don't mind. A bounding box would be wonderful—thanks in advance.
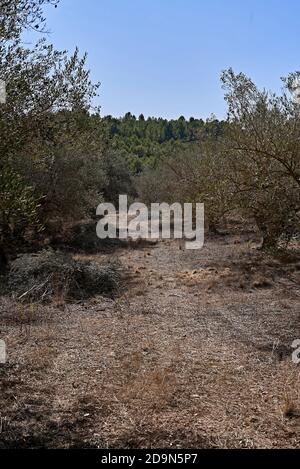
[67,221,127,253]
[7,249,120,302]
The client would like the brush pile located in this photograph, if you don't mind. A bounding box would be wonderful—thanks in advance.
[7,249,121,302]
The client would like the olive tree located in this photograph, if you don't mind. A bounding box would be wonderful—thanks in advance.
[0,0,106,265]
[221,68,300,247]
[0,0,59,39]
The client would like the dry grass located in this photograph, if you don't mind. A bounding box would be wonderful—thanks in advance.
[1,234,300,448]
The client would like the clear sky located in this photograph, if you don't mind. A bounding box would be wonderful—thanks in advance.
[24,0,300,119]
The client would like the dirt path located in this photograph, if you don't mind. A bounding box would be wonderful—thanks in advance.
[1,235,300,448]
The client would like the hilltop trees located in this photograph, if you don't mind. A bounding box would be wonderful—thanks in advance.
[103,113,224,145]
[102,113,226,172]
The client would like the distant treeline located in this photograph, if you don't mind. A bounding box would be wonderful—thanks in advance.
[102,113,226,171]
[104,112,225,142]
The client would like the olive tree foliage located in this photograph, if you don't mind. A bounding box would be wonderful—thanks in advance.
[137,140,233,232]
[0,0,61,256]
[0,0,59,39]
[220,68,300,247]
[0,0,110,260]
[138,70,300,246]
[0,40,99,154]
[0,166,41,244]
[0,37,102,236]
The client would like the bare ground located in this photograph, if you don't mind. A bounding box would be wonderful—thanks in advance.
[1,234,300,448]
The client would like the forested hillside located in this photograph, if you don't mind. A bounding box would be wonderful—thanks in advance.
[102,114,226,171]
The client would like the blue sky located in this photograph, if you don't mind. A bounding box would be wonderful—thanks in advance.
[24,0,300,119]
